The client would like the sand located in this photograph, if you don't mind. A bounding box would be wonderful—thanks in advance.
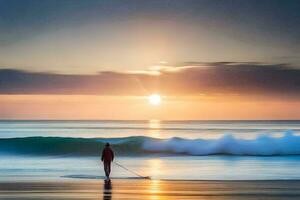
[0,180,300,200]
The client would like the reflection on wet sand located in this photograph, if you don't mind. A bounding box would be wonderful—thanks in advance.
[149,180,164,200]
[103,180,112,200]
[1,180,300,199]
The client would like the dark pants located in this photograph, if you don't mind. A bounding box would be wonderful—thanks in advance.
[103,161,111,178]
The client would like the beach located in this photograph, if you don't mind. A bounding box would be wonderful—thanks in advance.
[1,120,300,199]
[1,180,300,200]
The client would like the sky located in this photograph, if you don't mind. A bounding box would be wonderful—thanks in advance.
[0,0,299,120]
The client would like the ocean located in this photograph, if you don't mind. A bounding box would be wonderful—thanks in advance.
[1,120,300,181]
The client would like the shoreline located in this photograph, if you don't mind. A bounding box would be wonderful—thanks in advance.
[3,178,300,183]
[1,179,300,199]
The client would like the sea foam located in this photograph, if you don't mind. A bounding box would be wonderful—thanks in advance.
[143,131,300,156]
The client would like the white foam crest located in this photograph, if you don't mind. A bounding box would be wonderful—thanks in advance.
[142,131,300,155]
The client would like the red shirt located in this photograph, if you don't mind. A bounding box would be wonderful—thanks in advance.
[101,147,114,162]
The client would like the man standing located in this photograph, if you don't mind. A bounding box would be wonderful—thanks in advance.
[101,143,114,180]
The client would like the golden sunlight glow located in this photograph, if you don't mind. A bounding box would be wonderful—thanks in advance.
[149,180,163,200]
[148,159,163,180]
[148,94,161,106]
[148,159,164,200]
[1,95,300,120]
[148,119,161,138]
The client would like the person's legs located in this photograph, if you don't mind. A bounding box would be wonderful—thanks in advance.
[107,161,111,176]
[104,162,108,178]
[104,161,111,179]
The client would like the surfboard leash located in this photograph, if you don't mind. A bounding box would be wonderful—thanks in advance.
[114,161,151,179]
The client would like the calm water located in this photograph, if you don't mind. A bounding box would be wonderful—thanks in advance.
[0,120,300,181]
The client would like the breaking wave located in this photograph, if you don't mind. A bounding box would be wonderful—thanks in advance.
[1,131,300,156]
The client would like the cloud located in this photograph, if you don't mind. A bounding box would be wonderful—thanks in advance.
[0,62,299,98]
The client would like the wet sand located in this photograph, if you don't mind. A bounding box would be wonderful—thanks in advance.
[1,180,300,200]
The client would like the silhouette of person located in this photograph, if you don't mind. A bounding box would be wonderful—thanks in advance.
[101,143,114,180]
[103,180,112,200]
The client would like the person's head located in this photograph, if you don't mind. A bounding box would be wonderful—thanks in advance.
[105,142,110,147]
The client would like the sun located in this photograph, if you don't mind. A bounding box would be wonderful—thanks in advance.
[148,94,161,106]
